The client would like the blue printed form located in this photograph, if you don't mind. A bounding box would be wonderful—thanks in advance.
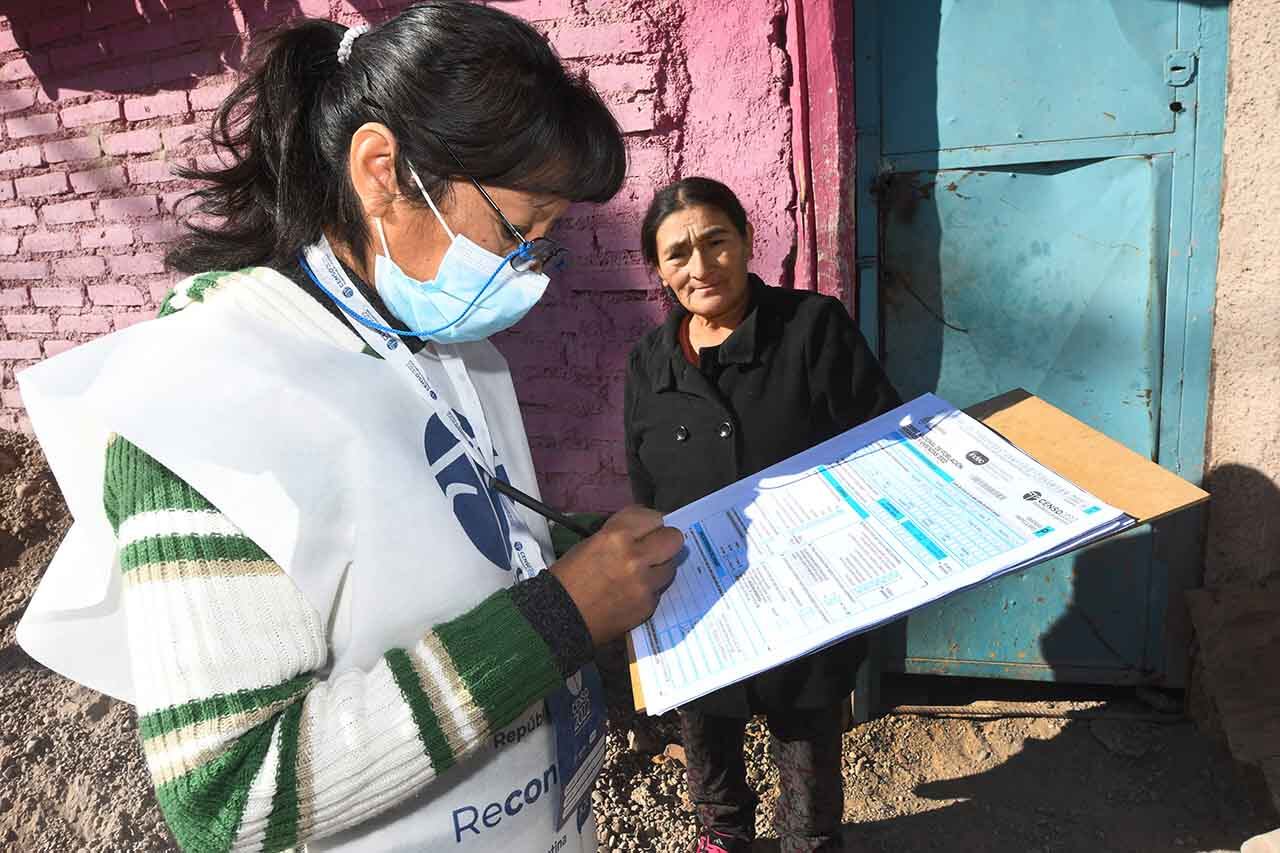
[631,394,1134,715]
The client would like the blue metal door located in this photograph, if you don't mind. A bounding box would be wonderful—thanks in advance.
[853,1,1227,685]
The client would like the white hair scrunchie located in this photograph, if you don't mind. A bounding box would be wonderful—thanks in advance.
[337,25,368,65]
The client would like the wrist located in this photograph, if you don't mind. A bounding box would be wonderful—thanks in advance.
[510,570,596,675]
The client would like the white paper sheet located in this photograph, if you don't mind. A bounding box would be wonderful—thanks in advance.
[630,394,1134,715]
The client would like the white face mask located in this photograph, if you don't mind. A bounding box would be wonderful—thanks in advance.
[371,168,549,342]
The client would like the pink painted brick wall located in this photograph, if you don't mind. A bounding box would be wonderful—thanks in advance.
[0,0,804,510]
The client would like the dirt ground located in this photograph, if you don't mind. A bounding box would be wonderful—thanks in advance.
[592,669,1277,853]
[0,431,174,851]
[0,429,1274,853]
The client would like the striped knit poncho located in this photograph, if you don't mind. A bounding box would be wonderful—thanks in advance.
[103,268,592,852]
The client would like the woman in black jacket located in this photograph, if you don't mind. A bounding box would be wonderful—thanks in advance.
[624,178,900,853]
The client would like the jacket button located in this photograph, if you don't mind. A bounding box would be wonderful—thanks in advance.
[674,425,689,442]
[718,421,734,439]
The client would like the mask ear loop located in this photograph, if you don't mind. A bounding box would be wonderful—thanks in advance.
[373,217,393,259]
[407,165,455,241]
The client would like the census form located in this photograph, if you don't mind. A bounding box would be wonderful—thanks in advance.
[628,390,1208,713]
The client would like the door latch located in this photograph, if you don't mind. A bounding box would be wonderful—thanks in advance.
[1165,50,1197,87]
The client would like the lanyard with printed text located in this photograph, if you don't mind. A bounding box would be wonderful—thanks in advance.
[300,238,546,579]
[302,239,607,824]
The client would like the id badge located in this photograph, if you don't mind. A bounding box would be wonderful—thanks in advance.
[544,663,608,830]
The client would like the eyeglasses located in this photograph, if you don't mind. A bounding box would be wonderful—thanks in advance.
[430,132,568,274]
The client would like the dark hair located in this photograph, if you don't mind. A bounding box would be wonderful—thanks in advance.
[167,1,626,274]
[639,176,749,267]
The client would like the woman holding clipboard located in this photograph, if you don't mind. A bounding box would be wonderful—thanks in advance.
[18,4,681,851]
[624,178,900,853]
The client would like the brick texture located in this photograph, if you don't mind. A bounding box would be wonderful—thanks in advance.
[123,91,189,121]
[488,0,574,21]
[0,144,42,170]
[189,83,236,111]
[108,253,165,276]
[551,22,647,59]
[31,287,84,308]
[0,0,743,512]
[70,165,127,193]
[129,158,181,184]
[23,231,79,254]
[0,57,38,83]
[99,195,159,220]
[61,99,122,127]
[0,88,37,114]
[43,136,101,163]
[0,339,41,360]
[15,172,71,198]
[0,206,36,228]
[43,200,95,224]
[0,288,29,308]
[88,284,145,306]
[103,128,163,156]
[56,313,110,334]
[3,313,53,334]
[80,225,134,248]
[52,256,108,277]
[6,113,59,139]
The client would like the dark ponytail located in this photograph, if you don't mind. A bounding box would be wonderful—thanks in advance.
[167,1,626,275]
[166,20,347,274]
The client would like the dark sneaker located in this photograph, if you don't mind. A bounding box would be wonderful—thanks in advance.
[694,828,751,853]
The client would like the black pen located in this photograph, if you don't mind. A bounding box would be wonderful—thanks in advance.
[488,476,598,539]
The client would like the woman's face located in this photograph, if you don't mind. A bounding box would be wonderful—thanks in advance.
[391,182,569,281]
[653,204,753,322]
[347,123,570,282]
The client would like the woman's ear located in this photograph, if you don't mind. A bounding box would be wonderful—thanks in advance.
[658,279,677,308]
[348,122,400,219]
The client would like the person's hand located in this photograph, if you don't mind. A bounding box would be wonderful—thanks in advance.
[550,505,682,646]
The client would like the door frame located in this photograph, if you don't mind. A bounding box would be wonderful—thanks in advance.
[852,0,1228,486]
[849,0,1229,688]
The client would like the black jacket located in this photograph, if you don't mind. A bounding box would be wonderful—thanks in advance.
[624,275,901,716]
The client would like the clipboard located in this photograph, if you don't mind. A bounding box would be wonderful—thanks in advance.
[627,389,1209,713]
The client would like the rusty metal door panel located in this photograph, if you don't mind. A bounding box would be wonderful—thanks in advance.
[882,529,1159,682]
[854,0,1229,687]
[876,156,1170,682]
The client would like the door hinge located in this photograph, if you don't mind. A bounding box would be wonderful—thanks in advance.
[1165,50,1197,87]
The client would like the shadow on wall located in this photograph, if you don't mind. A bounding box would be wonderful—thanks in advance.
[1040,507,1206,684]
[3,1,286,99]
[1202,463,1280,588]
[1192,463,1280,809]
[0,0,418,101]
